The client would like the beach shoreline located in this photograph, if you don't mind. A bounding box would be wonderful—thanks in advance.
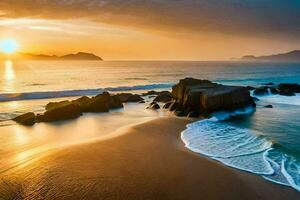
[1,117,299,199]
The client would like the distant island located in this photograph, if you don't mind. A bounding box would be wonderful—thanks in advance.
[241,50,300,62]
[0,52,103,61]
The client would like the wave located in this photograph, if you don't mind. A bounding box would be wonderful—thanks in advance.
[257,94,300,106]
[181,109,300,192]
[0,83,174,102]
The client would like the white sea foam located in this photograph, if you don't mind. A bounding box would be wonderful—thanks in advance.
[0,83,173,102]
[258,94,300,106]
[181,111,300,192]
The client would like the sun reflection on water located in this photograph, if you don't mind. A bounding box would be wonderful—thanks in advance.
[3,60,15,92]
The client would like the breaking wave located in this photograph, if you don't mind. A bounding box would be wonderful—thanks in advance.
[181,107,300,192]
[0,83,174,102]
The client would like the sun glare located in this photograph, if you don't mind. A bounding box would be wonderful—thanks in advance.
[0,39,19,54]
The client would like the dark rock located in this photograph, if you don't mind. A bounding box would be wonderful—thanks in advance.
[187,111,200,118]
[115,93,144,103]
[142,90,160,96]
[13,112,36,126]
[270,88,279,95]
[278,83,300,93]
[148,103,160,110]
[108,95,123,109]
[139,100,145,103]
[175,110,185,117]
[170,78,254,116]
[163,102,172,109]
[263,82,275,86]
[46,100,70,111]
[252,97,260,101]
[279,90,295,96]
[150,101,157,106]
[169,102,179,111]
[37,102,82,122]
[253,87,269,96]
[264,105,273,108]
[72,96,92,112]
[126,94,144,102]
[246,86,255,91]
[153,91,172,103]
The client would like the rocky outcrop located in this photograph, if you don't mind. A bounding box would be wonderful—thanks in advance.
[278,83,300,93]
[13,112,36,126]
[14,92,124,125]
[37,102,82,122]
[166,78,255,117]
[153,91,172,103]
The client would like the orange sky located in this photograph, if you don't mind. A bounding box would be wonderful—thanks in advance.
[0,1,299,60]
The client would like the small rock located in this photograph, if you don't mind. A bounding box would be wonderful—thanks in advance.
[246,86,255,91]
[163,102,172,109]
[13,112,36,126]
[270,88,279,94]
[148,103,160,110]
[253,87,269,96]
[279,90,295,96]
[263,82,275,86]
[175,110,185,117]
[153,91,172,103]
[264,105,273,108]
[142,90,160,96]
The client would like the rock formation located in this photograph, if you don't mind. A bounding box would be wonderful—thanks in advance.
[166,78,255,117]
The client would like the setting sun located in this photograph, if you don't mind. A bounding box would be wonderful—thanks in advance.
[0,39,19,54]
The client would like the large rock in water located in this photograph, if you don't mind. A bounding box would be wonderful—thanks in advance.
[169,78,255,116]
[13,112,36,126]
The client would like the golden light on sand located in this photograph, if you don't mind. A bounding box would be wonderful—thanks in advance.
[0,39,19,54]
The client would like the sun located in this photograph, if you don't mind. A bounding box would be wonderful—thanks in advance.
[0,39,19,54]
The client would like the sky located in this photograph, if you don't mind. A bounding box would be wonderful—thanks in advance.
[0,0,299,60]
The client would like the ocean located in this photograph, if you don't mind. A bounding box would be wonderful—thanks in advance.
[1,60,300,191]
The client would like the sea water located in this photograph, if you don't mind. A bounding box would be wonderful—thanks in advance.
[1,60,300,191]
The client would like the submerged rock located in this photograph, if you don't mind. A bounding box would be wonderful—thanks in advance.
[169,78,255,117]
[13,112,36,126]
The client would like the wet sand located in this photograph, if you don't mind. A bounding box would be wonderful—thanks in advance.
[1,117,299,200]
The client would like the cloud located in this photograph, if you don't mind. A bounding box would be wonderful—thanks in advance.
[0,0,299,40]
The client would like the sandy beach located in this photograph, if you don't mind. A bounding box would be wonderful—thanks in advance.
[0,117,299,200]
